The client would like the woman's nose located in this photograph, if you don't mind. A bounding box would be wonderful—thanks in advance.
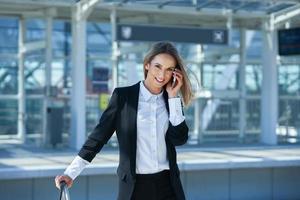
[158,70,166,78]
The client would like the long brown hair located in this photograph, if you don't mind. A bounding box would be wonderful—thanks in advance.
[143,41,193,106]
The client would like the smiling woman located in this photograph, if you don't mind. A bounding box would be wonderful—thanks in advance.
[55,41,193,200]
[144,53,176,93]
[143,42,193,106]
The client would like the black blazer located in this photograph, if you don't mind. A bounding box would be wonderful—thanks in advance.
[78,81,189,200]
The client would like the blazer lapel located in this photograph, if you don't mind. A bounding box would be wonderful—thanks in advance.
[163,90,170,114]
[127,81,140,177]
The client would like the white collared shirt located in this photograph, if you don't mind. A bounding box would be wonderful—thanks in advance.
[135,81,184,174]
[64,82,185,179]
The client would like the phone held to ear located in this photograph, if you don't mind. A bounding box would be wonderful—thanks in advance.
[172,68,176,88]
[172,71,176,87]
[171,69,176,88]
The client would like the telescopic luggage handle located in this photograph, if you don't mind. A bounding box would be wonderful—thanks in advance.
[59,181,70,200]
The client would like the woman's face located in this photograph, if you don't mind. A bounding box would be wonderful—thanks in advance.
[144,53,177,90]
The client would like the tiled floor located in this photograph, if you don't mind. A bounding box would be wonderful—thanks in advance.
[0,143,300,179]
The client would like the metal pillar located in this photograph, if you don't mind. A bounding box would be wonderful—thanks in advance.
[194,44,202,144]
[198,64,204,144]
[69,0,102,150]
[111,8,119,90]
[70,5,87,150]
[17,18,26,143]
[43,9,54,146]
[261,20,278,145]
[194,99,201,144]
[239,29,246,143]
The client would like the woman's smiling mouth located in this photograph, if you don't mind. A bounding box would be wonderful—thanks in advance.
[155,77,164,83]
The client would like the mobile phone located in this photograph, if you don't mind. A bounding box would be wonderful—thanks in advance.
[171,70,176,87]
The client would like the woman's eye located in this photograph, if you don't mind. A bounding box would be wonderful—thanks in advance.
[155,65,160,68]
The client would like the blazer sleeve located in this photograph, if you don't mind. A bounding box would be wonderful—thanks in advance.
[78,88,119,162]
[167,120,189,146]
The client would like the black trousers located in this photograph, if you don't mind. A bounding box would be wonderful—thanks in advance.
[131,170,176,200]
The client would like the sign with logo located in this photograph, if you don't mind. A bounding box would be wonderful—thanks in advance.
[117,24,228,45]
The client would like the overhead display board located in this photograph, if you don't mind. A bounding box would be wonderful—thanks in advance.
[278,27,300,56]
[117,24,228,45]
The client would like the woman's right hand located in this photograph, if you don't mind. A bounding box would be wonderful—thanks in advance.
[55,175,73,189]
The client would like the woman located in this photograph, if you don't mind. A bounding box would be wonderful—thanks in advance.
[55,41,193,200]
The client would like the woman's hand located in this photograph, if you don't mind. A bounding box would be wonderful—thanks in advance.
[166,69,183,98]
[55,175,73,189]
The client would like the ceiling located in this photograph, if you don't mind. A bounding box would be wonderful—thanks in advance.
[0,0,299,29]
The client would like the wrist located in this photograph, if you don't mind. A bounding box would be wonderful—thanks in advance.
[167,91,176,98]
[168,95,179,99]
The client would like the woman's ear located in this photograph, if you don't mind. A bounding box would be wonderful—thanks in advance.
[145,63,150,70]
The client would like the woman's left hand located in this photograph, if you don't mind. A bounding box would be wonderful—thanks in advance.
[166,69,183,98]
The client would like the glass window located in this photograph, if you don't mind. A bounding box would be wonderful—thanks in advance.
[25,52,45,95]
[202,98,239,131]
[246,99,260,132]
[26,19,45,42]
[278,99,300,143]
[246,30,262,60]
[202,64,238,90]
[246,64,262,95]
[0,18,18,54]
[0,57,18,94]
[26,98,43,135]
[0,99,18,135]
[53,20,71,58]
[279,65,300,95]
[87,22,111,57]
[51,58,72,95]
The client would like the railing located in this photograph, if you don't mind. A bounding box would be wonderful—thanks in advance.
[59,181,70,200]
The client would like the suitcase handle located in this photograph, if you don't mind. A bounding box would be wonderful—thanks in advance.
[59,181,70,200]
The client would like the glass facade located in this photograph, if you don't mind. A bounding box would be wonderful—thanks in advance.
[0,16,299,147]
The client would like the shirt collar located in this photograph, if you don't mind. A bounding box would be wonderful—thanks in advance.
[140,81,163,101]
